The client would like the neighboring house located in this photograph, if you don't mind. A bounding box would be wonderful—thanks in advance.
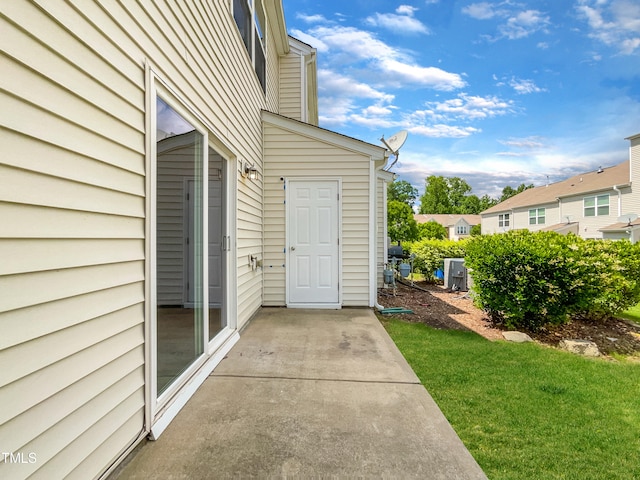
[414,214,482,241]
[0,3,392,479]
[481,134,640,244]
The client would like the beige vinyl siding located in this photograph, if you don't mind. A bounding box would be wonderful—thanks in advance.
[263,121,372,306]
[481,213,501,235]
[279,50,304,120]
[1,0,276,477]
[511,203,558,231]
[265,11,281,113]
[560,191,620,239]
[627,137,640,215]
[615,185,633,217]
[1,1,146,476]
[376,176,387,288]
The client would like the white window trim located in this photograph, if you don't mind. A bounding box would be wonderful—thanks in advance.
[583,194,609,217]
[232,0,267,91]
[529,207,546,225]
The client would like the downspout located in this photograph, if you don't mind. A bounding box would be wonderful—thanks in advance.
[373,153,391,311]
[369,158,379,309]
[374,172,387,312]
[612,184,628,242]
[612,184,622,216]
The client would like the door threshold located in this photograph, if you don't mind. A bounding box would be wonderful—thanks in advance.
[287,303,341,309]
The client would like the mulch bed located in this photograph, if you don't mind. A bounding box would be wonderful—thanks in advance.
[378,280,640,358]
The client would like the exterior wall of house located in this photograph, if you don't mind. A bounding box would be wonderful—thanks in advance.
[279,40,314,122]
[0,1,280,478]
[615,185,634,218]
[376,175,388,287]
[279,45,303,121]
[451,219,469,241]
[560,189,623,239]
[480,214,500,235]
[262,117,374,307]
[514,202,560,232]
[265,20,281,114]
[482,202,559,234]
[627,135,640,215]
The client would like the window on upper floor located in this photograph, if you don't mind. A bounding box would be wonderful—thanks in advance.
[499,213,510,227]
[529,208,546,225]
[456,225,468,235]
[584,194,609,217]
[233,0,266,92]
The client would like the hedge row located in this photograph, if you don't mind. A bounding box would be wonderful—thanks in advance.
[464,231,640,330]
[405,239,467,280]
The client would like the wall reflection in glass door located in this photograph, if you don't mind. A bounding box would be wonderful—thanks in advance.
[156,98,204,396]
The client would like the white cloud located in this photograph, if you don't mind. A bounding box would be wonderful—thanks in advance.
[421,93,515,121]
[318,69,394,102]
[508,77,546,94]
[500,137,546,149]
[318,98,352,125]
[380,59,465,90]
[305,25,465,90]
[365,5,431,34]
[362,105,395,116]
[408,124,481,138]
[463,4,551,40]
[576,0,640,54]
[499,10,551,40]
[397,5,418,16]
[309,25,398,60]
[296,13,328,24]
[461,2,498,20]
[316,69,396,125]
[290,29,329,52]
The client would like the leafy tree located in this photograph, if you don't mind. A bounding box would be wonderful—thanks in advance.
[419,175,452,214]
[461,194,481,214]
[478,194,498,212]
[500,183,534,202]
[448,177,472,212]
[418,220,447,240]
[420,175,483,214]
[387,200,419,242]
[388,180,418,207]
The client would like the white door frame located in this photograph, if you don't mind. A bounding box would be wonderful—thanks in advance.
[146,69,239,440]
[285,177,342,308]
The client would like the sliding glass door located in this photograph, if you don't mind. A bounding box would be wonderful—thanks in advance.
[155,96,227,398]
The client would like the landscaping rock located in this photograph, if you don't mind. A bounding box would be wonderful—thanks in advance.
[559,339,600,357]
[502,331,533,343]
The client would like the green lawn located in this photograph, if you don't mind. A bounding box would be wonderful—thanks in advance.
[619,303,640,324]
[383,319,640,480]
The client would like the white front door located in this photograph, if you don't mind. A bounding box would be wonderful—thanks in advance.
[287,179,340,306]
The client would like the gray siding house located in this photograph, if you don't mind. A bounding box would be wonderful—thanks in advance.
[481,135,640,243]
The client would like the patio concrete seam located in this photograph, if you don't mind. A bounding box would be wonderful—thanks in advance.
[210,372,422,385]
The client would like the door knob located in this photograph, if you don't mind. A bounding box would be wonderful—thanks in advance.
[290,246,296,251]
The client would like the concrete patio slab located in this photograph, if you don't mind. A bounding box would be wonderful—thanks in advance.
[113,308,487,479]
[213,307,420,383]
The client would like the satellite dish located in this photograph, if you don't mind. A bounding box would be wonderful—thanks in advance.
[381,130,408,171]
[617,213,638,226]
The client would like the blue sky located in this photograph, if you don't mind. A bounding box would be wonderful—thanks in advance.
[281,0,640,199]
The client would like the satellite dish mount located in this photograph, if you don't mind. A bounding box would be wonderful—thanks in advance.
[617,213,638,226]
[381,130,408,171]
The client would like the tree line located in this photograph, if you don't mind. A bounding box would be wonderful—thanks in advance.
[389,176,533,214]
[387,176,533,242]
